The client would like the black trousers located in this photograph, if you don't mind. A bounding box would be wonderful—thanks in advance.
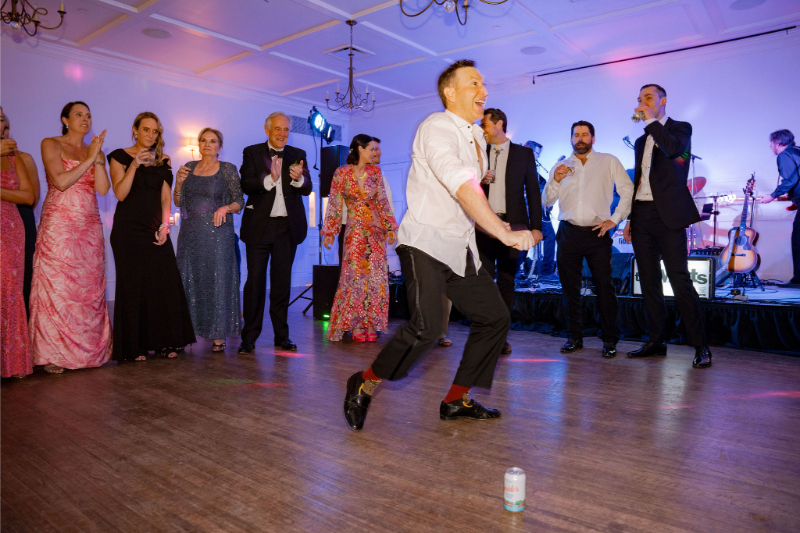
[792,209,800,284]
[630,201,705,347]
[338,223,346,265]
[475,230,519,316]
[556,221,619,343]
[241,217,297,343]
[371,246,509,389]
[17,204,36,317]
[540,219,556,276]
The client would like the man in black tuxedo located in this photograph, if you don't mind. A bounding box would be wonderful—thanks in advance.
[238,112,312,353]
[623,84,711,368]
[479,108,543,355]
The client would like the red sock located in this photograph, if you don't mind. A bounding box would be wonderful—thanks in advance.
[362,367,381,382]
[444,384,471,403]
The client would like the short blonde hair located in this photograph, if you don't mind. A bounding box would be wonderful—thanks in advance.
[198,127,223,148]
[265,112,292,131]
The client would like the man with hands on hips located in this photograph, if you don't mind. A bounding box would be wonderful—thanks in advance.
[544,120,632,358]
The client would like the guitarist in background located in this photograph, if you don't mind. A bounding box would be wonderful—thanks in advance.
[623,84,712,369]
[760,129,800,286]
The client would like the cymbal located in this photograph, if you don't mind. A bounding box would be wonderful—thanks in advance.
[688,176,706,195]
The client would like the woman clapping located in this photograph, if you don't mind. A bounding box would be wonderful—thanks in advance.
[29,102,113,373]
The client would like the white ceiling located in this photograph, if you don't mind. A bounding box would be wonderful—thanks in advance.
[3,0,800,107]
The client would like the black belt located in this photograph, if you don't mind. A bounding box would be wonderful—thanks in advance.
[560,220,597,232]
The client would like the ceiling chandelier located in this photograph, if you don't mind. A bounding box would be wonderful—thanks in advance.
[325,20,374,113]
[1,0,66,37]
[400,0,508,26]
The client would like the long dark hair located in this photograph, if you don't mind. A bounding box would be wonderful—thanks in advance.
[61,101,90,135]
[346,134,373,165]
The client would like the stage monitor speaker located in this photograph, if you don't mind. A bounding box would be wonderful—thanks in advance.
[312,265,341,320]
[631,256,715,299]
[582,252,633,294]
[320,145,348,197]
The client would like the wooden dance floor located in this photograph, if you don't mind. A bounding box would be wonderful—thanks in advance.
[3,303,800,532]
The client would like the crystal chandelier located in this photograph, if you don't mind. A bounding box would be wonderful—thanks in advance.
[1,0,66,37]
[325,20,375,113]
[400,0,508,26]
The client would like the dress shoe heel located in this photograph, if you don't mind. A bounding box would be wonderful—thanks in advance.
[627,341,667,358]
[693,346,712,369]
[343,372,372,431]
[439,398,501,421]
[560,339,583,353]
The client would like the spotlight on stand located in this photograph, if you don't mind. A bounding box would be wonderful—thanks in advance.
[308,106,334,144]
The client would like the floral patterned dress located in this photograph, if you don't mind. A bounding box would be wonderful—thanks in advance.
[1,155,32,377]
[322,164,398,341]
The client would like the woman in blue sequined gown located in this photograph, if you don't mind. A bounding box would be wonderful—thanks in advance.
[174,128,244,352]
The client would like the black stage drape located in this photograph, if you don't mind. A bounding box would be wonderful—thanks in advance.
[389,284,800,355]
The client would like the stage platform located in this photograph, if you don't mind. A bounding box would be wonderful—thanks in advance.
[510,279,800,356]
[3,301,800,532]
[390,280,800,356]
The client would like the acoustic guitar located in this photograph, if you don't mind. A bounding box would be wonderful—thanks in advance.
[719,175,760,273]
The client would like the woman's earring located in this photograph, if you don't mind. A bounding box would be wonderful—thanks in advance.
[134,134,138,140]
[65,124,69,130]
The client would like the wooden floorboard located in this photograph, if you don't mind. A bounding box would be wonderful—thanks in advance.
[3,303,800,532]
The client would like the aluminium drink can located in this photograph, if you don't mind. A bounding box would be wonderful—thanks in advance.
[504,467,526,512]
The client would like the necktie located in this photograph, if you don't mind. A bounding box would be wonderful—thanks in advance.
[269,148,283,159]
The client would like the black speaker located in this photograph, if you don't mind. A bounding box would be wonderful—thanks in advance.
[320,145,348,197]
[312,265,341,320]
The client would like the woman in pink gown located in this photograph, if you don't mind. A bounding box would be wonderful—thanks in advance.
[1,107,34,378]
[29,102,112,373]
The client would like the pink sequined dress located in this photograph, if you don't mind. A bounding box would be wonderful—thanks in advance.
[1,155,33,377]
[29,159,112,369]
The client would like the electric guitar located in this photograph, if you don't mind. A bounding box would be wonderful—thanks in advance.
[719,175,760,273]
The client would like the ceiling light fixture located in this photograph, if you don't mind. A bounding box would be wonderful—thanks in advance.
[400,0,508,26]
[325,20,374,113]
[1,0,66,37]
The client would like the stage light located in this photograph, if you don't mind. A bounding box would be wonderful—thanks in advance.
[308,106,335,144]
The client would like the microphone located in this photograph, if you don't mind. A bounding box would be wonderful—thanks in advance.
[557,155,566,162]
[622,136,634,150]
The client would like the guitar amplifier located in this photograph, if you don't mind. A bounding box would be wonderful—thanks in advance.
[631,256,716,299]
[690,247,723,257]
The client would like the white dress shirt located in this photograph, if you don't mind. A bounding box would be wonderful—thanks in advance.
[487,139,510,215]
[543,149,633,226]
[341,173,394,225]
[397,109,487,276]
[636,115,668,201]
[263,142,303,217]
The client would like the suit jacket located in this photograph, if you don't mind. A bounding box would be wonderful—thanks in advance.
[239,143,313,245]
[483,142,542,232]
[633,118,700,229]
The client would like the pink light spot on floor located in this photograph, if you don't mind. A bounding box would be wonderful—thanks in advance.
[274,351,309,358]
[506,358,563,362]
[733,391,800,399]
[240,383,289,389]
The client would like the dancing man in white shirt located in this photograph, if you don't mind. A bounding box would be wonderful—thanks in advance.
[543,121,633,358]
[343,60,538,431]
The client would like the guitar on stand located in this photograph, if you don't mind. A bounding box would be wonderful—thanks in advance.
[718,174,764,291]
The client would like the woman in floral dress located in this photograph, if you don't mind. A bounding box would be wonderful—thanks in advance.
[322,134,398,342]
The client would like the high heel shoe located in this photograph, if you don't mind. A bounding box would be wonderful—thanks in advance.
[366,333,378,342]
[352,332,366,342]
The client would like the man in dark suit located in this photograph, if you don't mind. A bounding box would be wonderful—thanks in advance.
[623,84,711,368]
[239,112,312,353]
[525,141,557,280]
[479,108,543,355]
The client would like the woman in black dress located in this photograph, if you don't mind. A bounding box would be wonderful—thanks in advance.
[108,112,195,361]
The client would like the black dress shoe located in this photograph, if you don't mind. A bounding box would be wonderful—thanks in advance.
[692,346,712,369]
[274,338,297,351]
[501,341,512,355]
[440,397,501,421]
[344,372,372,431]
[560,339,583,353]
[601,342,617,358]
[627,341,667,358]
[237,342,254,354]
